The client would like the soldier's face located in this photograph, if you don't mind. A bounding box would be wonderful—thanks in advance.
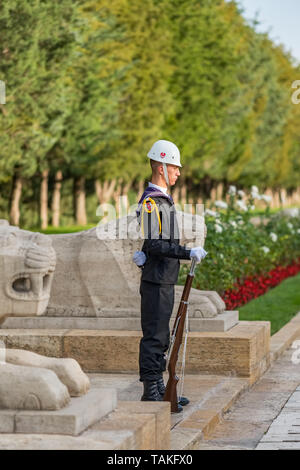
[167,164,181,186]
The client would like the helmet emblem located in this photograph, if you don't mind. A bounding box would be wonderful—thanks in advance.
[146,201,152,211]
[160,152,166,158]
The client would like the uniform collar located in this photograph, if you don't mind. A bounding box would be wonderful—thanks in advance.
[138,185,174,205]
[148,182,168,195]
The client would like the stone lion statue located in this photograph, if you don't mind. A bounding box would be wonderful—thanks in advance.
[44,210,225,325]
[0,220,56,322]
[1,210,226,330]
[0,220,89,410]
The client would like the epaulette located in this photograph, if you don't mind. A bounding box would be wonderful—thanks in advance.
[141,197,162,238]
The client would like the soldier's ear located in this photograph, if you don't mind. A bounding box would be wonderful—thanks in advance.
[158,165,164,176]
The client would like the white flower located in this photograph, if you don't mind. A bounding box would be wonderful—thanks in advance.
[238,220,244,225]
[289,208,299,218]
[297,229,300,234]
[261,246,270,254]
[219,254,224,259]
[250,205,255,210]
[270,232,278,242]
[228,185,236,196]
[205,209,218,218]
[287,222,293,230]
[229,221,237,228]
[215,223,223,233]
[214,200,228,209]
[251,185,260,199]
[237,190,245,198]
[261,194,272,203]
[236,200,248,212]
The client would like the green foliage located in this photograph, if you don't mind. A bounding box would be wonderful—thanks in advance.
[178,188,300,294]
[0,0,300,223]
[0,0,78,180]
[96,0,175,182]
[60,1,125,179]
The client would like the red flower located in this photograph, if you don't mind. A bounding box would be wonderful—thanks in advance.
[221,257,300,309]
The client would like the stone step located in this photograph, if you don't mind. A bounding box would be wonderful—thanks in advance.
[0,387,117,436]
[170,376,249,450]
[0,432,128,450]
[86,372,249,450]
[0,397,169,450]
[1,311,238,332]
[116,401,170,450]
[81,400,170,450]
[0,372,249,450]
[0,321,270,383]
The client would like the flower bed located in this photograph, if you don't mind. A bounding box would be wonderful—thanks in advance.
[222,257,300,310]
[178,186,300,308]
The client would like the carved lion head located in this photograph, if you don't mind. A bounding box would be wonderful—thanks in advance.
[0,220,56,320]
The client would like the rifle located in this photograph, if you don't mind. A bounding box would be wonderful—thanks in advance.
[163,258,197,413]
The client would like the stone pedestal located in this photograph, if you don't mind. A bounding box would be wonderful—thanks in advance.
[0,321,270,384]
[1,310,238,332]
[0,387,117,435]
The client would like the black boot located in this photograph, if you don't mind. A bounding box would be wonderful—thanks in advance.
[157,376,190,407]
[141,380,161,401]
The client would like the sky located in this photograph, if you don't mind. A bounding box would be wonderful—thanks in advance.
[232,0,300,65]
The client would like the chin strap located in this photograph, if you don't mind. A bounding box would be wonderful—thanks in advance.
[162,163,169,186]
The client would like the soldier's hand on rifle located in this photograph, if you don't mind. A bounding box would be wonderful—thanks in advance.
[190,246,208,263]
[133,250,147,267]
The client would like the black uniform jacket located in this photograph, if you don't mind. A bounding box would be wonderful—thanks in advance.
[136,187,191,285]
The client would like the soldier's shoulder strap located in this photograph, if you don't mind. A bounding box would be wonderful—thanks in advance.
[140,196,162,238]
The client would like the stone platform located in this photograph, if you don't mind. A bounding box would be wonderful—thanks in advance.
[0,387,117,436]
[0,321,270,384]
[0,372,248,450]
[1,310,238,332]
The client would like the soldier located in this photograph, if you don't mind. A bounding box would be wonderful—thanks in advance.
[133,140,206,412]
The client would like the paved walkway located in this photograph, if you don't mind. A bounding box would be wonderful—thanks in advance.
[197,339,300,450]
[256,386,300,449]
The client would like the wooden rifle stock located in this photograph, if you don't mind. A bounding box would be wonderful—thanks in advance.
[163,258,197,412]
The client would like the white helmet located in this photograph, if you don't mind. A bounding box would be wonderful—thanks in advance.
[147,140,182,167]
[147,140,181,186]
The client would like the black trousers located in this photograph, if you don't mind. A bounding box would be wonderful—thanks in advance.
[139,280,175,382]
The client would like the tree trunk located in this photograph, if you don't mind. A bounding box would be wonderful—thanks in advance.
[122,181,131,198]
[216,183,223,200]
[113,179,123,218]
[105,179,117,203]
[9,175,22,226]
[210,186,217,202]
[95,179,117,204]
[52,170,63,227]
[40,169,49,230]
[120,181,131,216]
[74,176,87,225]
[95,180,102,203]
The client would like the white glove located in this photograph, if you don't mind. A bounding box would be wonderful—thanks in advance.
[132,250,147,267]
[190,246,208,262]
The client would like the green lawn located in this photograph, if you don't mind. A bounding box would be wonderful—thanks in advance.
[239,273,300,335]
